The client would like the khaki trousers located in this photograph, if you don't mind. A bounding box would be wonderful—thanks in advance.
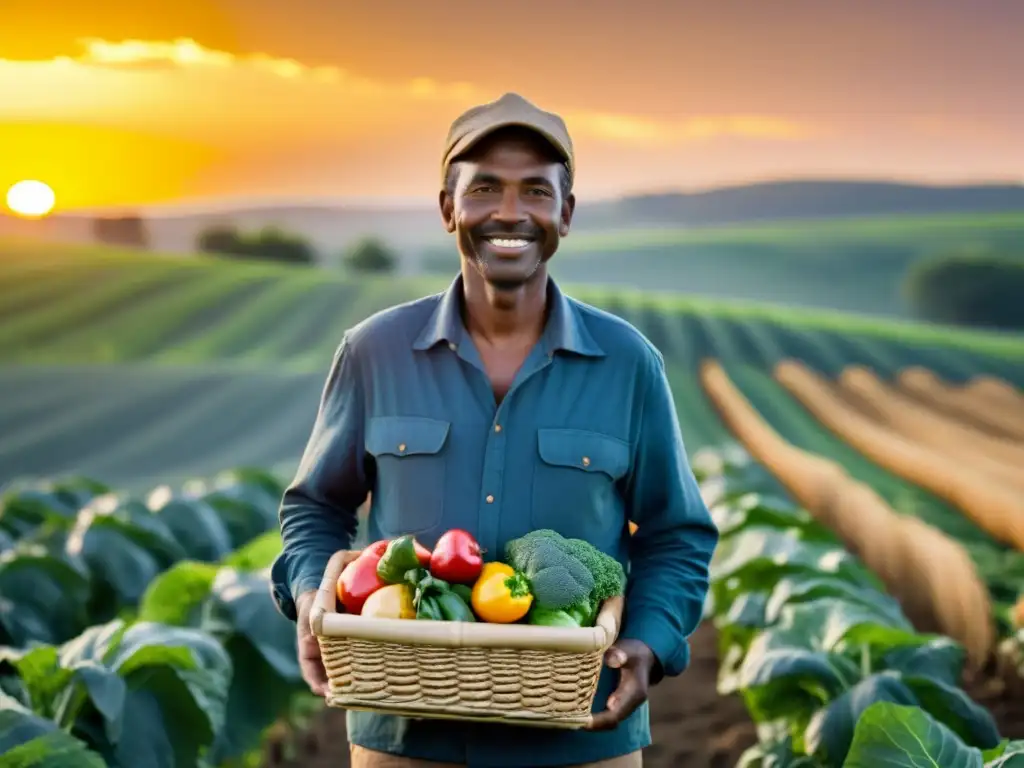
[350,744,643,768]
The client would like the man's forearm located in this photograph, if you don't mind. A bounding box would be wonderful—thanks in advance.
[270,334,370,622]
[618,350,720,679]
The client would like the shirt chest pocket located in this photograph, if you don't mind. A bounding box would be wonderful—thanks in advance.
[365,416,450,536]
[531,428,631,540]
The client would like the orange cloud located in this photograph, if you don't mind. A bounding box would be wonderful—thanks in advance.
[0,38,817,145]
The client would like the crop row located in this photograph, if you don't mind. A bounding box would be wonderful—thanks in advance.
[3,244,1024,378]
[702,360,1024,654]
[0,466,309,767]
[696,445,1024,766]
[769,360,1024,629]
[710,361,1024,633]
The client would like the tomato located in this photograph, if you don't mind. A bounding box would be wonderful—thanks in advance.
[429,529,483,584]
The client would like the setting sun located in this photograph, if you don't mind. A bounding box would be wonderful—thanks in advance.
[6,180,56,218]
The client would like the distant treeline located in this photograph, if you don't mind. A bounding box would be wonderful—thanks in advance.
[195,224,397,274]
[904,250,1024,331]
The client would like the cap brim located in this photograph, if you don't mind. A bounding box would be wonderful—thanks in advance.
[445,121,572,172]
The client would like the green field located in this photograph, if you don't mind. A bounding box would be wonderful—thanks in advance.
[2,236,1023,494]
[421,211,1024,318]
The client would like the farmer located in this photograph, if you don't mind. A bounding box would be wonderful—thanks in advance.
[270,92,720,768]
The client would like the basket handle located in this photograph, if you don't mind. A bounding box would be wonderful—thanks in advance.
[309,548,362,635]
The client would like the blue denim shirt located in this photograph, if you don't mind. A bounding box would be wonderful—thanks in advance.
[270,274,719,767]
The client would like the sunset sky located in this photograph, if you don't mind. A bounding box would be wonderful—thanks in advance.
[2,0,1022,211]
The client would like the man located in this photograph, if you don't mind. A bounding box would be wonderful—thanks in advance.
[270,92,719,768]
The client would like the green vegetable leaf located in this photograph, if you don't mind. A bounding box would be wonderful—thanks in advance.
[880,637,965,686]
[0,693,107,767]
[187,481,277,550]
[137,565,302,763]
[64,620,232,768]
[902,675,1001,750]
[0,486,79,539]
[764,575,907,628]
[710,530,874,607]
[0,546,92,646]
[986,740,1024,766]
[804,672,918,764]
[221,529,282,571]
[712,492,828,541]
[64,495,188,619]
[145,487,233,563]
[136,561,220,628]
[738,644,861,729]
[843,701,985,767]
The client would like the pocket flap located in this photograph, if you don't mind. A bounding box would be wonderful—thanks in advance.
[366,416,451,457]
[537,428,631,479]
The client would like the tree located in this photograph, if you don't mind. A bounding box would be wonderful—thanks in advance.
[196,224,315,265]
[903,248,1024,331]
[342,237,398,274]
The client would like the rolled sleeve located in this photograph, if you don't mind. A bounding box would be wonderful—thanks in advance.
[270,333,370,621]
[619,350,720,679]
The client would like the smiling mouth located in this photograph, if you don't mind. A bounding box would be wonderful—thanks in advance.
[482,236,534,253]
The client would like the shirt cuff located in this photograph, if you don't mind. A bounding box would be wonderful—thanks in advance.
[269,552,329,623]
[619,612,691,681]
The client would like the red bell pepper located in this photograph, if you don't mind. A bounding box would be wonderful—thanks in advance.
[336,548,387,614]
[429,529,483,584]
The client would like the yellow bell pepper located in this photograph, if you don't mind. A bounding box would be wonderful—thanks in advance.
[471,562,533,623]
[360,583,416,619]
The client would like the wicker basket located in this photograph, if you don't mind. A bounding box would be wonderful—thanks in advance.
[310,549,624,729]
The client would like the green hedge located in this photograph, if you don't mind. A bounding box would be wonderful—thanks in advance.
[904,251,1024,330]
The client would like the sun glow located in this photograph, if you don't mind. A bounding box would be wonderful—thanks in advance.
[6,180,56,218]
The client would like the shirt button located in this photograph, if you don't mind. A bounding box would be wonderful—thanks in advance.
[486,494,495,504]
[582,456,590,467]
[448,342,457,351]
[398,443,406,453]
[494,424,502,433]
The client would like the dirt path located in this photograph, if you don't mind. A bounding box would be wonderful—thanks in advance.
[262,622,757,768]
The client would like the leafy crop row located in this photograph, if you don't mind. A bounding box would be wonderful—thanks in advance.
[0,467,307,767]
[696,447,1024,766]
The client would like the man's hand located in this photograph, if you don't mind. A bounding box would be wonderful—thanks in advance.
[585,639,656,731]
[294,549,364,697]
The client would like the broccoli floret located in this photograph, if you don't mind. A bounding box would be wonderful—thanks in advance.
[503,531,594,610]
[503,529,625,611]
[562,537,626,602]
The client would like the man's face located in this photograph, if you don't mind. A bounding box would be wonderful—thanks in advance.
[439,129,575,292]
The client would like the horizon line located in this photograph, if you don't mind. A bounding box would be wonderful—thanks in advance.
[38,173,1024,219]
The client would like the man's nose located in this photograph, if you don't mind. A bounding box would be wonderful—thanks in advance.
[493,187,526,222]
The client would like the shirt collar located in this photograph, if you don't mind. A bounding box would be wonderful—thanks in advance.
[412,273,605,358]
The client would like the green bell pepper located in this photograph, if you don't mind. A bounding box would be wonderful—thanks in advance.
[377,536,423,583]
[436,590,476,622]
[451,583,473,605]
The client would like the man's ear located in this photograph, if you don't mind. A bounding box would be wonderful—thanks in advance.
[558,192,576,238]
[438,188,456,233]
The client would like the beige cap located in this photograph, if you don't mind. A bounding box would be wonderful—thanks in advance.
[440,92,574,187]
